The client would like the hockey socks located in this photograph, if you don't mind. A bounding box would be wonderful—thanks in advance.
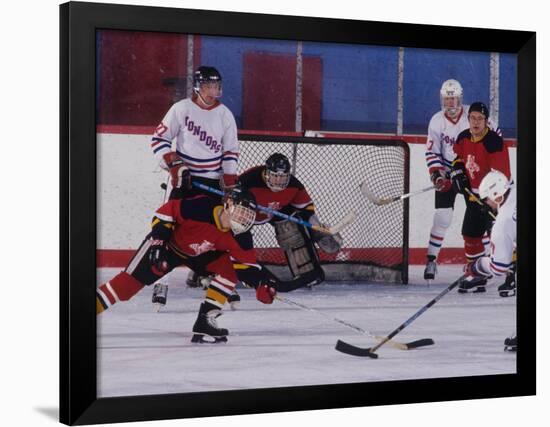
[96,271,144,314]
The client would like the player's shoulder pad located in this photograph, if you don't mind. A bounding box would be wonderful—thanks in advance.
[456,128,471,143]
[482,130,505,153]
[238,166,266,188]
[180,195,220,223]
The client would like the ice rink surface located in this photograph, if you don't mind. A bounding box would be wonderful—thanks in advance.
[97,265,516,398]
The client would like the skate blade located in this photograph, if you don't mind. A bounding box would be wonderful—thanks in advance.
[191,334,228,344]
[153,302,165,312]
[504,345,517,352]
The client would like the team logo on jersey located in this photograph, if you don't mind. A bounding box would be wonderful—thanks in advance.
[465,154,480,180]
[189,240,215,255]
[268,201,281,211]
[184,116,222,152]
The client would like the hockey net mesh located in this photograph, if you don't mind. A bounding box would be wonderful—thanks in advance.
[238,135,409,283]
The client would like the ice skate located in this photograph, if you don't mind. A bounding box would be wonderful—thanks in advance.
[191,304,228,344]
[498,272,516,297]
[227,290,241,310]
[504,335,517,352]
[423,258,437,284]
[186,271,212,289]
[151,283,168,311]
[457,275,487,294]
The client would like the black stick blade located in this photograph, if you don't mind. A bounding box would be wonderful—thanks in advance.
[335,340,378,358]
[405,338,435,349]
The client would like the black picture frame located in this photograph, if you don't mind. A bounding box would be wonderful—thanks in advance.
[60,1,536,425]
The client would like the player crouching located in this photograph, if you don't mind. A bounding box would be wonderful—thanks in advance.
[96,187,277,344]
[456,170,517,351]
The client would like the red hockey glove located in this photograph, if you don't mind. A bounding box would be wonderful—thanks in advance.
[163,152,191,190]
[220,173,237,191]
[430,170,452,192]
[256,283,277,304]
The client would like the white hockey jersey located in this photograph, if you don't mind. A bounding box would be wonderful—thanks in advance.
[151,97,239,180]
[425,105,500,176]
[477,186,517,277]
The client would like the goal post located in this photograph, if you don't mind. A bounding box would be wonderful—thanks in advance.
[238,133,410,284]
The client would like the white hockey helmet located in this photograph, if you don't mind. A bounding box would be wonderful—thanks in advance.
[479,170,510,204]
[440,79,463,117]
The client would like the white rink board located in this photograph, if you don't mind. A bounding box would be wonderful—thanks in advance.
[97,265,516,398]
[97,133,517,251]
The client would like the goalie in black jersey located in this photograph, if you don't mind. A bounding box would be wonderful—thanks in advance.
[236,152,343,289]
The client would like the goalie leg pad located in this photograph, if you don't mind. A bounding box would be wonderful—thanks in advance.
[275,220,325,283]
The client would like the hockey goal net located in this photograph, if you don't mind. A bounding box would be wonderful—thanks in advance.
[238,134,410,284]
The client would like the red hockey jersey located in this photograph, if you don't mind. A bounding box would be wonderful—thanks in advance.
[238,166,315,223]
[453,128,511,193]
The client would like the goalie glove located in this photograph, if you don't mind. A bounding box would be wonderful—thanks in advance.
[163,152,191,190]
[430,169,452,192]
[309,214,343,254]
[256,282,277,304]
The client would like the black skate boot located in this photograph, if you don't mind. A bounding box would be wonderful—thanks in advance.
[457,274,487,294]
[191,303,228,344]
[424,256,437,283]
[152,283,168,311]
[227,290,241,310]
[498,271,516,297]
[504,335,517,352]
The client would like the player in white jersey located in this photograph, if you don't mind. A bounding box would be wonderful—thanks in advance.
[459,170,517,351]
[423,79,500,282]
[150,66,240,308]
[151,65,240,199]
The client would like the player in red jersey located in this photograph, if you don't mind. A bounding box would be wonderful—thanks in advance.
[238,153,343,287]
[449,102,511,293]
[96,187,277,343]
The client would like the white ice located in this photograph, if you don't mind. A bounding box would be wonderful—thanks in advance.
[97,265,516,398]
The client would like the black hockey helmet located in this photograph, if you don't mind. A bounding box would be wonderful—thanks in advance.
[468,102,489,118]
[224,186,257,234]
[193,66,222,92]
[265,153,291,192]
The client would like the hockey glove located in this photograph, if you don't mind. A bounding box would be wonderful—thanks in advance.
[163,152,191,190]
[220,173,237,191]
[149,239,169,274]
[256,282,277,304]
[450,165,470,194]
[430,170,452,192]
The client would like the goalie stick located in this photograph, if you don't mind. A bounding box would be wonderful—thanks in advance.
[192,181,357,235]
[334,276,467,358]
[360,182,435,206]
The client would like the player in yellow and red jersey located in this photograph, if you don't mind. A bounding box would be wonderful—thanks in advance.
[96,187,277,343]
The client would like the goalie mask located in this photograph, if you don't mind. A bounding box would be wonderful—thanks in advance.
[193,66,223,98]
[265,153,291,192]
[440,79,463,117]
[479,170,510,205]
[224,187,257,235]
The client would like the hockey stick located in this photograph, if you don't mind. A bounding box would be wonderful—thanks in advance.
[334,276,466,358]
[192,181,357,235]
[276,294,434,351]
[464,188,497,220]
[360,182,436,206]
